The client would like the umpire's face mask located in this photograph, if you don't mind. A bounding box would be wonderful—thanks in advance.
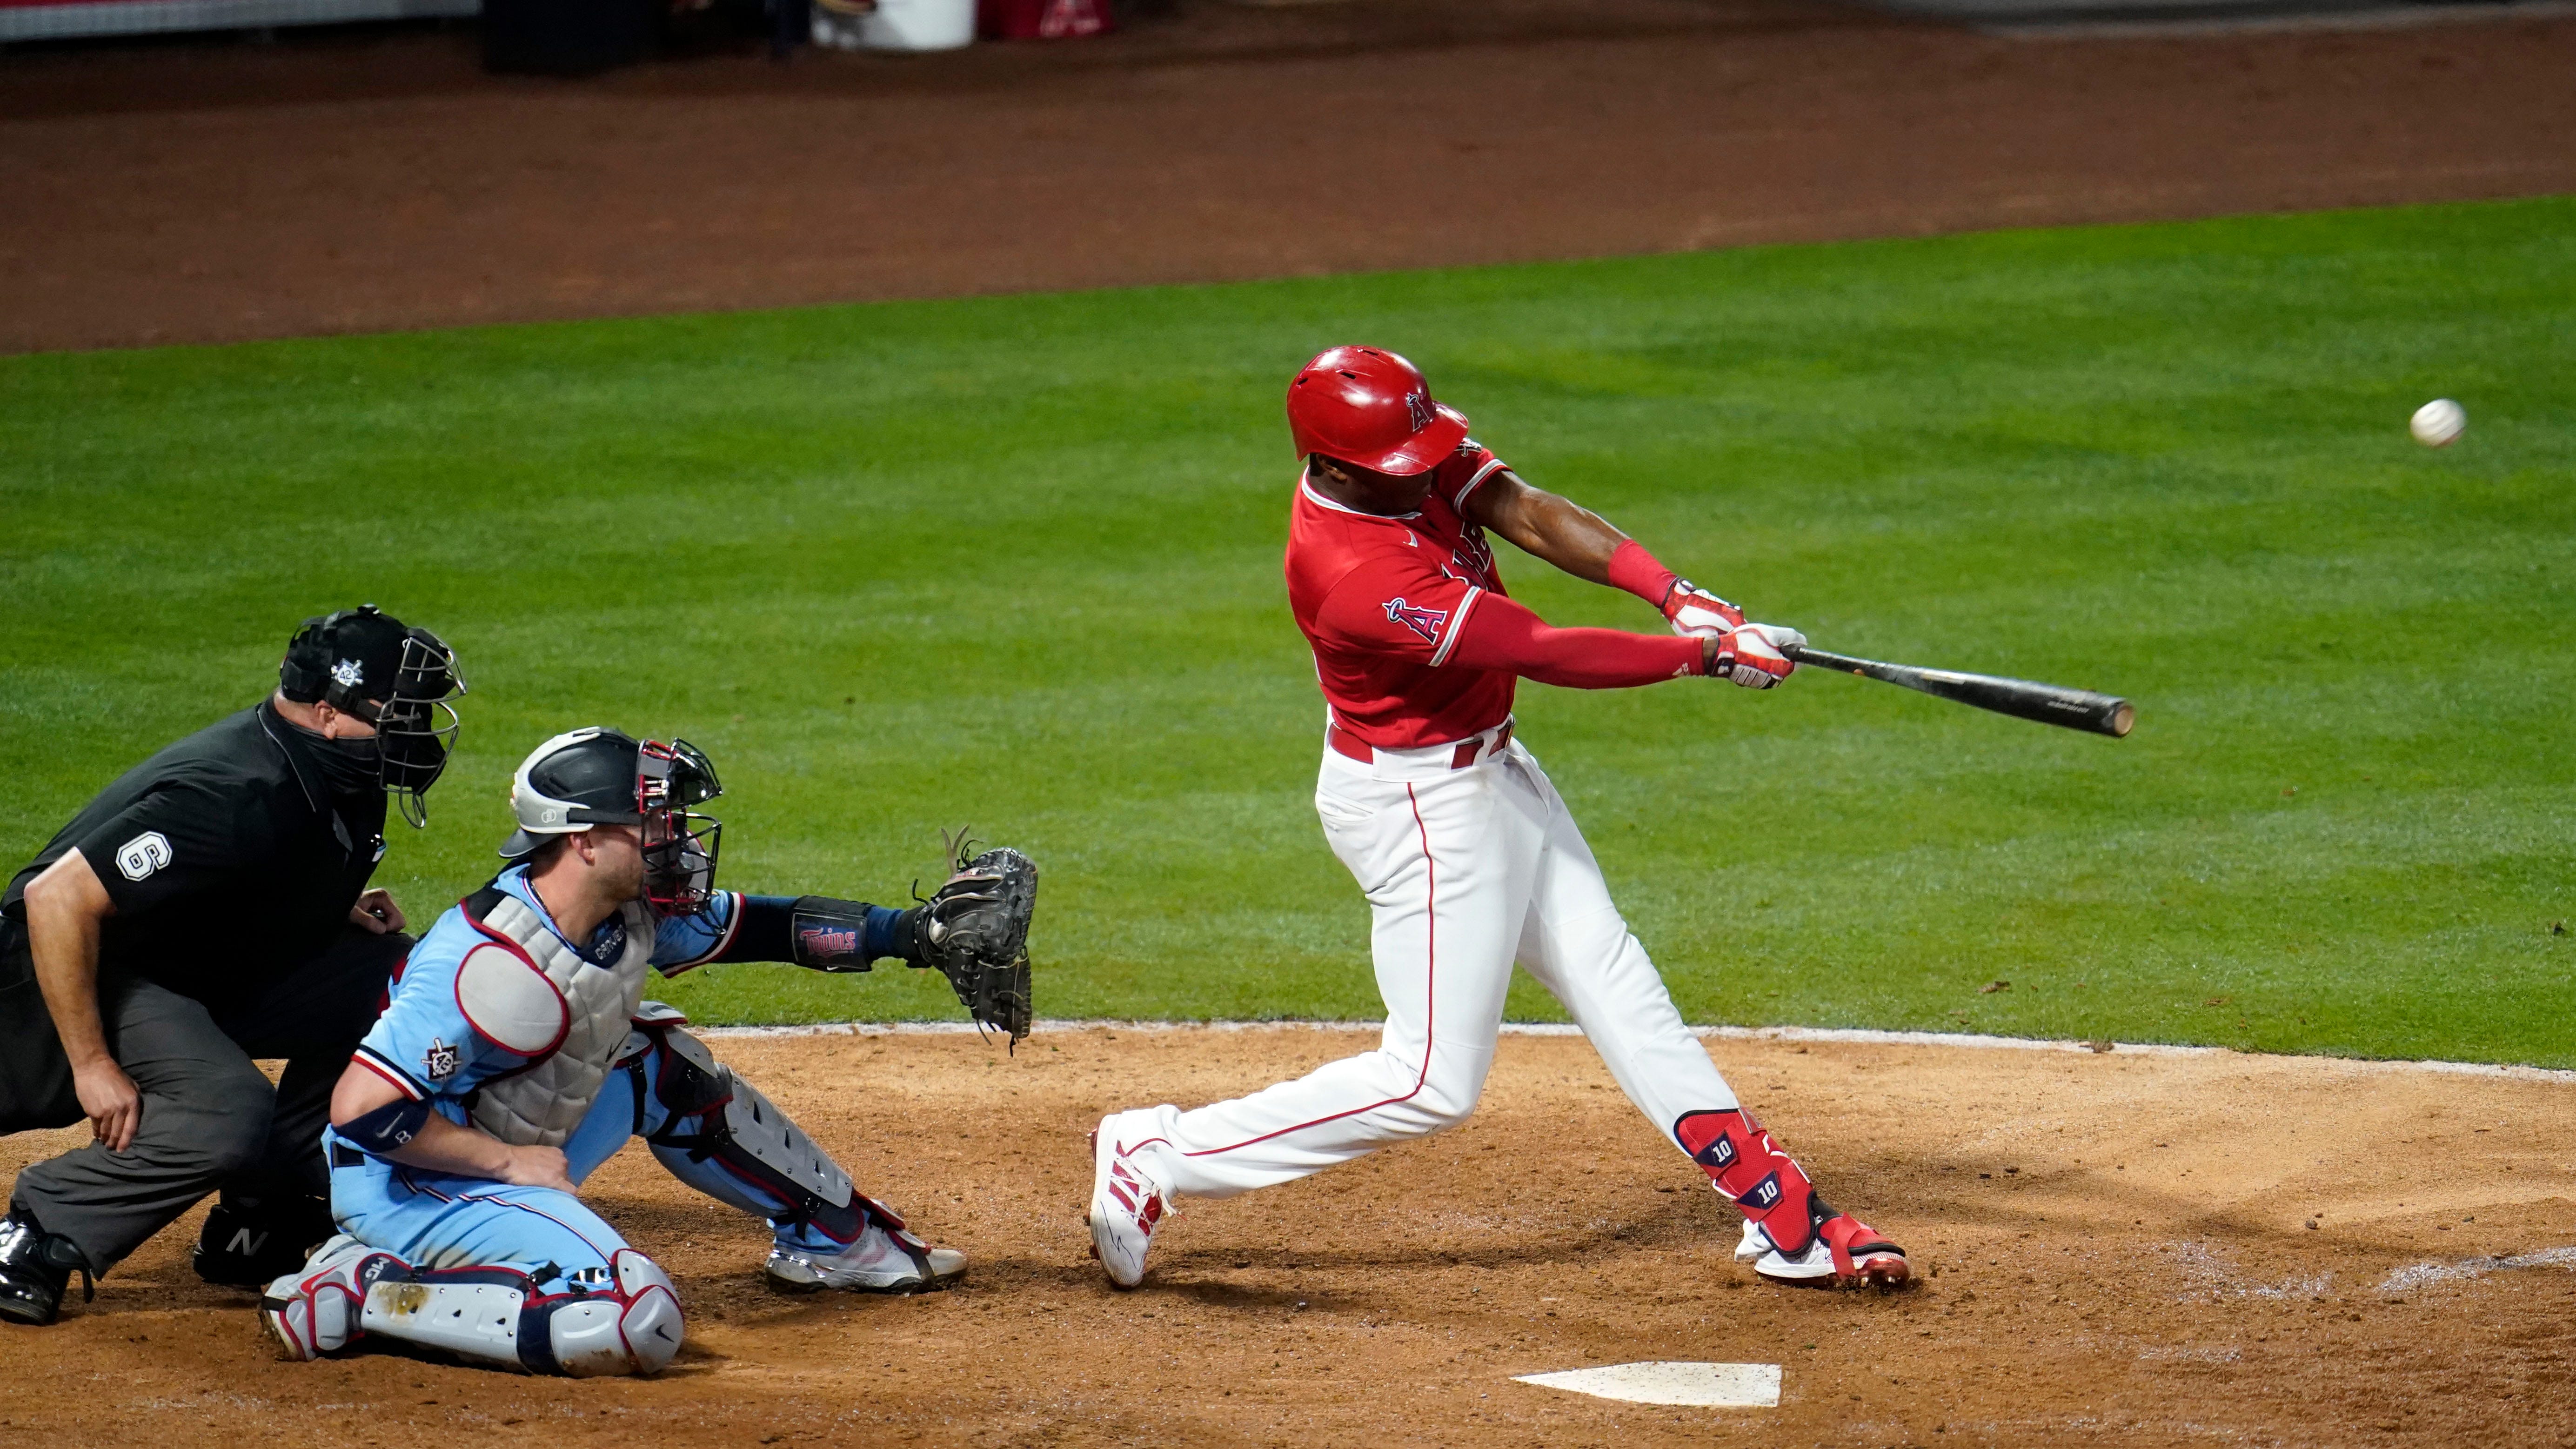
[307,731,385,803]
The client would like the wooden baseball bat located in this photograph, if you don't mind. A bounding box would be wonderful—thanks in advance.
[1781,643,2134,738]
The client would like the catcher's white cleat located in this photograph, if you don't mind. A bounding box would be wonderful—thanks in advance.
[766,1223,965,1295]
[1085,1114,1172,1289]
[260,1235,378,1362]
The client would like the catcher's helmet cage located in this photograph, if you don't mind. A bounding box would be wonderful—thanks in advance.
[636,738,723,916]
[500,728,725,916]
[1286,345,1471,478]
[277,604,466,828]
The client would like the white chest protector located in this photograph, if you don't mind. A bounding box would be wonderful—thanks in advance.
[452,885,659,1148]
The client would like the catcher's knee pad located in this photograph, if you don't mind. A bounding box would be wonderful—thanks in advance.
[1675,1108,1823,1257]
[641,1024,863,1242]
[534,1249,684,1377]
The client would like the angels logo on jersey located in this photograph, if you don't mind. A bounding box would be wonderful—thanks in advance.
[1383,597,1449,644]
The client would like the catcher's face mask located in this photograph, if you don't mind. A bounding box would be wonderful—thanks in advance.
[637,738,722,916]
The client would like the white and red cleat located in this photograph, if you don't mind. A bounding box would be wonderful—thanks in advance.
[1750,1211,1910,1289]
[1085,1115,1171,1289]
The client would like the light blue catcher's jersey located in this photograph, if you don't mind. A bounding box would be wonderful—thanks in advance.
[344,864,742,1122]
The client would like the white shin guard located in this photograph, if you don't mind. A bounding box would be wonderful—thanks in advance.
[264,1239,682,1377]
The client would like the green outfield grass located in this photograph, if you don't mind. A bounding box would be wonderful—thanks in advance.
[3,199,2569,1064]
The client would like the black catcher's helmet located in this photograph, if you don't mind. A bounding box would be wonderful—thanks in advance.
[500,727,724,915]
[277,604,466,828]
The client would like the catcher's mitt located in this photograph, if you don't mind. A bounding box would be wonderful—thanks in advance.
[913,835,1036,1048]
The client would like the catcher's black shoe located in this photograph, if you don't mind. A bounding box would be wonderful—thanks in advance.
[192,1196,335,1288]
[0,1209,93,1327]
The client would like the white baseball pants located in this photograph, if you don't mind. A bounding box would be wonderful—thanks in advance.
[1117,721,1741,1199]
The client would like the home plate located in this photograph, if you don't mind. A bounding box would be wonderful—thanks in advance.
[1512,1361,1783,1407]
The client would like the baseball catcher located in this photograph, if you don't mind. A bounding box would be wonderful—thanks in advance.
[261,728,1036,1377]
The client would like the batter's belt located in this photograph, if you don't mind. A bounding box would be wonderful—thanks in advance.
[1325,717,1514,780]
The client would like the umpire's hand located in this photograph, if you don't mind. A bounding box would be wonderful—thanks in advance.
[349,889,407,935]
[74,1059,142,1154]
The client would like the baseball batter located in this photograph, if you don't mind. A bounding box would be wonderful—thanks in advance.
[1087,347,1907,1291]
[261,728,1035,1377]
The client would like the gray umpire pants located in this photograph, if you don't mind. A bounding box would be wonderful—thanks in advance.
[0,924,408,1275]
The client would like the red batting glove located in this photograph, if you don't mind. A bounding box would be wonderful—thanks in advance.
[1710,622,1805,689]
[1663,580,1746,638]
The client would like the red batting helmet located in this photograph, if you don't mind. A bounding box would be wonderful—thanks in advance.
[1285,346,1471,477]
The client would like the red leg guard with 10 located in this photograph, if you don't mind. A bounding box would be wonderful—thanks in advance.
[1673,1108,1824,1256]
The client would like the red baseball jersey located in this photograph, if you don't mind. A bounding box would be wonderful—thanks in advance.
[1285,441,1518,750]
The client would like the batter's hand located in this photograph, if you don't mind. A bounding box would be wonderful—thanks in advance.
[1709,623,1805,689]
[498,1145,576,1194]
[349,889,406,935]
[74,1057,142,1153]
[1663,580,1746,638]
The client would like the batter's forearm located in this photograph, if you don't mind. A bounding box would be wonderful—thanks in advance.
[1446,592,1705,687]
[24,849,115,1068]
[1467,472,1633,585]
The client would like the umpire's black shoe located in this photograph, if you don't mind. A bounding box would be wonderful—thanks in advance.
[0,1209,92,1327]
[192,1196,335,1288]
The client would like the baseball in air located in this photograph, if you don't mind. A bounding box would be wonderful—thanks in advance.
[2410,398,2466,448]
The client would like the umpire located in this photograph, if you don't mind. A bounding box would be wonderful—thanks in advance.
[0,607,465,1326]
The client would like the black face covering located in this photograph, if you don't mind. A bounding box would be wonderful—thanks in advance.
[306,731,384,803]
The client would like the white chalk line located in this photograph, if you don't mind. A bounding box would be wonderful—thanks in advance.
[696,1018,2576,1084]
[2379,1247,2576,1294]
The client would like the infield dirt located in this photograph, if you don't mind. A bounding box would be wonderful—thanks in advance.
[3,1026,2570,1447]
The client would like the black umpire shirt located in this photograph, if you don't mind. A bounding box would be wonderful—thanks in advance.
[0,701,388,1021]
